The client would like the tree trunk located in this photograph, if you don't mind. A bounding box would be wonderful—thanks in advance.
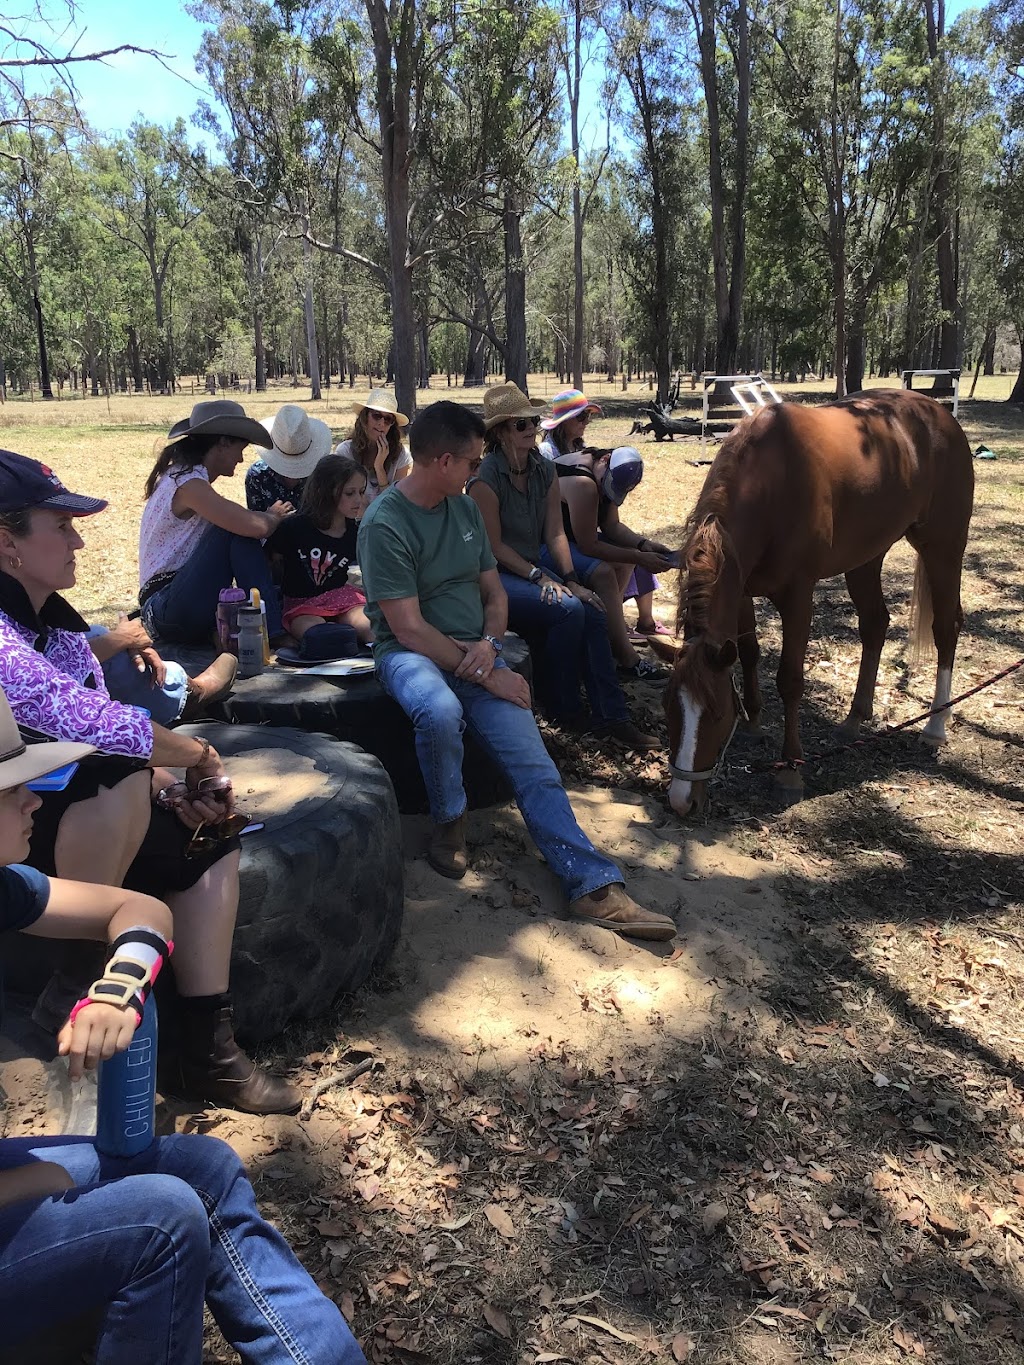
[503,189,528,390]
[337,300,349,390]
[982,321,996,376]
[366,0,418,420]
[26,238,53,399]
[128,325,144,392]
[253,235,267,393]
[629,56,671,403]
[303,237,322,400]
[926,0,959,392]
[567,0,585,389]
[845,304,866,395]
[697,0,749,376]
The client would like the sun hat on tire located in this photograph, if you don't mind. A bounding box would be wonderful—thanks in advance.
[259,405,332,479]
[482,382,547,431]
[165,400,273,449]
[0,687,95,788]
[353,389,409,428]
[540,388,604,430]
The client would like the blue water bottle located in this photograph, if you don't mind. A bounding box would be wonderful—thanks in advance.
[96,992,158,1157]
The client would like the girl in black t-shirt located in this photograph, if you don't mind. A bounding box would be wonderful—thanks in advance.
[267,455,373,649]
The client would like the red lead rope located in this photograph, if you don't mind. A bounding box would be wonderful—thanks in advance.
[748,656,1024,773]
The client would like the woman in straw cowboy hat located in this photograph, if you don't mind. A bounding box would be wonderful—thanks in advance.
[245,402,332,512]
[469,383,656,750]
[139,400,294,646]
[0,687,365,1363]
[334,388,412,505]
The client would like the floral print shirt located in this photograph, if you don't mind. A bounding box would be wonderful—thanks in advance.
[0,574,153,759]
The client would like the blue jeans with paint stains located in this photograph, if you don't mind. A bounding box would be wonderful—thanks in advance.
[378,651,622,901]
[0,1133,365,1364]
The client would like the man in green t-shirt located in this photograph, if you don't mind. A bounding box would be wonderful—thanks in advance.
[358,401,675,941]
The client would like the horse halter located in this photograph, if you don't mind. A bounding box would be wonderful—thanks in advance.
[668,677,747,784]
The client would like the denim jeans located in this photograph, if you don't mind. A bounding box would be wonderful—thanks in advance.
[0,1133,364,1364]
[90,626,188,726]
[142,525,281,645]
[499,571,628,724]
[378,651,622,901]
[539,543,601,586]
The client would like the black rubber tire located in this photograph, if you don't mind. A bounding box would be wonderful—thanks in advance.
[165,634,532,815]
[179,724,404,1043]
[1,727,404,1048]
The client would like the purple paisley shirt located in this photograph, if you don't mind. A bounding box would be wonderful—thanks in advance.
[0,574,153,759]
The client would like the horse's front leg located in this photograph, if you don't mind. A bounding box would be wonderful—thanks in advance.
[840,555,888,736]
[737,595,764,736]
[773,586,814,795]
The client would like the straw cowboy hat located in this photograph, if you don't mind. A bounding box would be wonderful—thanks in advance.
[166,400,272,449]
[353,389,409,428]
[0,687,95,788]
[259,404,332,479]
[540,388,604,430]
[482,382,547,431]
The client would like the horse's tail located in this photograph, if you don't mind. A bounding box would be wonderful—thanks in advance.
[908,554,933,670]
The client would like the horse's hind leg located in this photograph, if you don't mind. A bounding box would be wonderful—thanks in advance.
[840,555,889,736]
[907,538,965,745]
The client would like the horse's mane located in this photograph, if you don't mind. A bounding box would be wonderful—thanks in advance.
[672,421,759,715]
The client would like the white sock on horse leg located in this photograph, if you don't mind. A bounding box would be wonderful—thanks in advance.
[923,666,952,742]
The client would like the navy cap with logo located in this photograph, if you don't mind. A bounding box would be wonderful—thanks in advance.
[0,450,107,517]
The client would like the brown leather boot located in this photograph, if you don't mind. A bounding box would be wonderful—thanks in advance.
[179,653,238,723]
[175,994,300,1114]
[428,814,467,880]
[569,884,677,941]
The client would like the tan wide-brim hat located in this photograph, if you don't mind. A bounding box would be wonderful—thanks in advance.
[166,400,273,449]
[483,382,547,431]
[260,405,332,479]
[353,389,409,428]
[0,688,95,788]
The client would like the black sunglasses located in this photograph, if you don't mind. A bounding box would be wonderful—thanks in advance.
[513,416,541,432]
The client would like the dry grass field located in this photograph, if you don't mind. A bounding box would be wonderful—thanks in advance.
[2,374,1023,1365]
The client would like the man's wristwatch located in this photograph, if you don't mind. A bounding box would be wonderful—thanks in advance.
[483,635,503,654]
[528,566,543,583]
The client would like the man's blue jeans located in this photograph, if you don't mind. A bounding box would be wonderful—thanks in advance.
[0,1133,364,1364]
[499,571,628,724]
[378,651,622,902]
[90,626,188,726]
[142,525,281,645]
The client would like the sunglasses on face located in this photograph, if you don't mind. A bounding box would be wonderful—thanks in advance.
[513,416,540,432]
[368,411,395,427]
[449,452,483,474]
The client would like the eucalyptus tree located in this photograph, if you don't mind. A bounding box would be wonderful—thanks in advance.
[990,0,1024,400]
[760,0,929,395]
[91,120,202,391]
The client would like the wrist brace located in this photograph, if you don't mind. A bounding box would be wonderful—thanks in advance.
[67,930,173,1026]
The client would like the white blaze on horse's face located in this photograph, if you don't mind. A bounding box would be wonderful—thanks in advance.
[669,686,704,817]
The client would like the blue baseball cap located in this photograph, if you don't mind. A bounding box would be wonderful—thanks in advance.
[0,450,107,517]
[601,447,645,506]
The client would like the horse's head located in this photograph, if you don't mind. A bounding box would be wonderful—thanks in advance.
[651,633,744,817]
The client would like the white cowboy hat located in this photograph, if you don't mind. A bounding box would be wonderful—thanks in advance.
[260,405,333,479]
[0,688,95,789]
[482,382,547,431]
[353,389,409,428]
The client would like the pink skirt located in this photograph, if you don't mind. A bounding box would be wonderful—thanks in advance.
[282,585,367,630]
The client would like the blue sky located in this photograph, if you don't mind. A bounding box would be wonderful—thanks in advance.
[29,0,979,145]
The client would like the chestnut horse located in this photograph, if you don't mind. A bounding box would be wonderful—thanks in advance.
[652,390,974,817]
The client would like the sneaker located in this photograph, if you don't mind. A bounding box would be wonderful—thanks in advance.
[618,658,668,681]
[596,719,660,751]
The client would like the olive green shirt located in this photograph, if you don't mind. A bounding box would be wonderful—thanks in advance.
[474,447,554,562]
[358,486,497,659]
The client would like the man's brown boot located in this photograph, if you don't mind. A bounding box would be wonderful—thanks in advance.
[569,884,677,941]
[175,994,300,1115]
[179,653,238,722]
[428,814,467,880]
